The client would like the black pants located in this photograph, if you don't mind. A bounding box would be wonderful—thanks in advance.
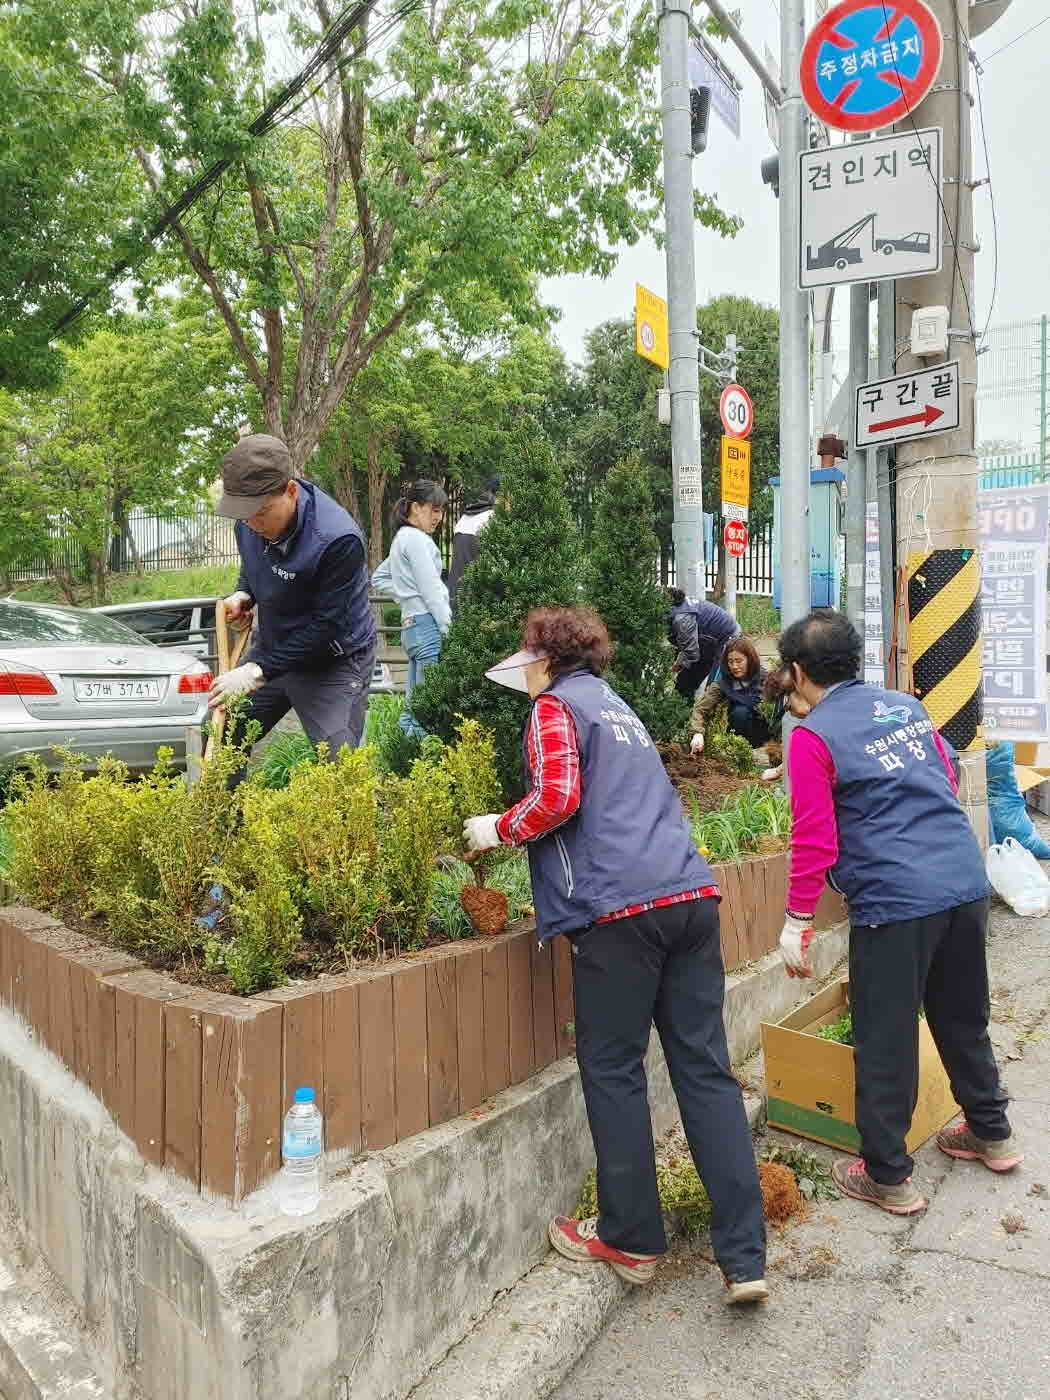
[674,662,710,700]
[571,898,766,1281]
[223,643,376,791]
[850,897,1010,1184]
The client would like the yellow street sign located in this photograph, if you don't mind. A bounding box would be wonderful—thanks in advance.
[634,284,669,371]
[720,436,751,512]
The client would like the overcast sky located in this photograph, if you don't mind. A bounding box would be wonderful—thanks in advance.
[541,0,1048,447]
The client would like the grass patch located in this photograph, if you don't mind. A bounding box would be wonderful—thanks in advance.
[7,565,239,608]
[689,784,790,863]
[736,596,779,636]
[429,856,534,939]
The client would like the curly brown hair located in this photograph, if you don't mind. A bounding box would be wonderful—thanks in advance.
[521,606,613,681]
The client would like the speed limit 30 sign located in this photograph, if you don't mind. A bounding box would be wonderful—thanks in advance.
[719,383,753,439]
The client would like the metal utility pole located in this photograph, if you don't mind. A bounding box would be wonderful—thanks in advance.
[846,280,870,634]
[659,0,704,600]
[876,280,896,681]
[777,0,811,628]
[893,0,985,842]
[723,332,738,620]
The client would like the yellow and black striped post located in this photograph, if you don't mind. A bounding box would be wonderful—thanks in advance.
[906,548,983,751]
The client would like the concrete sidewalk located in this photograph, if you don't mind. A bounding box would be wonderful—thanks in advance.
[552,896,1050,1400]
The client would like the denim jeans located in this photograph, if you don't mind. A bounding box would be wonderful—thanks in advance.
[399,612,443,738]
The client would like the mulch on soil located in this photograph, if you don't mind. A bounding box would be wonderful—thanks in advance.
[657,743,760,813]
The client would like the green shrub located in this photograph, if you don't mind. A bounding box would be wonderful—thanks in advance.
[410,432,583,800]
[584,457,688,742]
[576,1159,712,1239]
[382,750,455,950]
[816,1013,854,1045]
[364,694,422,775]
[704,703,756,775]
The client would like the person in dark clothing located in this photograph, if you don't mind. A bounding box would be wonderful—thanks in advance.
[665,587,739,700]
[208,434,376,784]
[447,477,499,611]
[462,606,768,1304]
[777,609,1021,1216]
[689,636,771,753]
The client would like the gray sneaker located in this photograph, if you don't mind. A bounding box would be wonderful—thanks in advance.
[937,1121,1024,1172]
[832,1157,927,1215]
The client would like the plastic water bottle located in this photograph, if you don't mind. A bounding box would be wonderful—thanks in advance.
[278,1087,323,1216]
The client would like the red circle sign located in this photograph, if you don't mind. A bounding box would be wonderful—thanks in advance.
[799,0,943,135]
[724,520,748,559]
[719,383,754,439]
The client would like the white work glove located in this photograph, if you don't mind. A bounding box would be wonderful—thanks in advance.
[690,732,705,755]
[223,591,255,631]
[761,765,783,783]
[463,814,503,855]
[208,662,264,709]
[779,914,815,979]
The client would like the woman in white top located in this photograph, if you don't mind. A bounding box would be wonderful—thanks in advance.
[372,480,450,737]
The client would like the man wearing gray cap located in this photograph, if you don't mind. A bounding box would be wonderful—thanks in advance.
[209,433,376,779]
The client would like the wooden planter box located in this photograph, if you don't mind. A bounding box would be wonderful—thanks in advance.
[0,851,843,1202]
[762,977,958,1154]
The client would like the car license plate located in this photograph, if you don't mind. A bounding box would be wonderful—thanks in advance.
[73,678,162,702]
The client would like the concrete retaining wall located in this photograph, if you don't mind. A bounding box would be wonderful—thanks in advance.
[0,924,847,1400]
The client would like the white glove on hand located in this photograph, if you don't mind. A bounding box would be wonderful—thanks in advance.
[761,765,783,783]
[223,591,254,631]
[690,732,705,755]
[779,914,815,979]
[208,662,263,709]
[463,814,503,854]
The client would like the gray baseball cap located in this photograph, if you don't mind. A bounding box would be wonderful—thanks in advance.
[216,434,294,519]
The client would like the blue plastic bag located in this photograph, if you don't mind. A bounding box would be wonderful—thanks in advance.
[986,742,1050,860]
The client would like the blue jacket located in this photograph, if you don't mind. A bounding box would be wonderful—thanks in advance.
[669,600,739,676]
[524,671,715,941]
[797,679,990,927]
[235,481,374,679]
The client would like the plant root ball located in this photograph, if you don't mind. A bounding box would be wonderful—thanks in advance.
[758,1161,805,1225]
[460,885,510,935]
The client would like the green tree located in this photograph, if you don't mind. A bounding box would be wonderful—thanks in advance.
[409,432,582,798]
[11,0,740,466]
[585,456,686,741]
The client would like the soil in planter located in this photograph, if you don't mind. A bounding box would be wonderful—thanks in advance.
[460,884,510,935]
[657,743,760,813]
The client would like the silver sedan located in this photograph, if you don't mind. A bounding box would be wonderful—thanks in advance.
[0,600,211,775]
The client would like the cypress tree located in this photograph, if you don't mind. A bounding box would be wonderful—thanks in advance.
[584,455,688,741]
[409,433,582,799]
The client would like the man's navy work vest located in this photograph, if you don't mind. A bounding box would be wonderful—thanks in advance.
[235,481,374,672]
[797,679,990,927]
[524,671,715,941]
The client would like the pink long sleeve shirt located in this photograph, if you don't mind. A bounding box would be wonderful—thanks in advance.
[786,724,959,915]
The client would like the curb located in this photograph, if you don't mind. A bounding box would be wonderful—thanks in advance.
[0,1261,105,1400]
[409,1093,766,1400]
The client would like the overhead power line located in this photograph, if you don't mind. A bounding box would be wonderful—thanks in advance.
[982,14,1050,63]
[54,0,417,334]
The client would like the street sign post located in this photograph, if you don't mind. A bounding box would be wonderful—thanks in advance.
[799,0,943,135]
[719,383,754,438]
[688,34,742,139]
[799,127,942,290]
[634,283,669,370]
[720,436,751,517]
[724,519,748,558]
[854,360,960,449]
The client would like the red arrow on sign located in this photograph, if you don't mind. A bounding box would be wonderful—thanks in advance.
[869,403,943,434]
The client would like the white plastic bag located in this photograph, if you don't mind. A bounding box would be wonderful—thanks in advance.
[986,837,1050,916]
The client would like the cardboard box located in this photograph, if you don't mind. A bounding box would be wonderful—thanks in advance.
[762,979,958,1155]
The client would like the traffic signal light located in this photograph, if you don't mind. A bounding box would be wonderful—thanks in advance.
[690,87,711,155]
[761,154,779,199]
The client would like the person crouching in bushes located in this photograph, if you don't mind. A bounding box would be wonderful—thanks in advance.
[461,605,768,1304]
[689,636,771,757]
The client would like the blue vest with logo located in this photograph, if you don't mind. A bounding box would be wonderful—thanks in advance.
[235,481,374,670]
[524,671,715,941]
[797,679,990,927]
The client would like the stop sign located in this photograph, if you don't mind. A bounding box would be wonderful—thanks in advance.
[724,520,748,558]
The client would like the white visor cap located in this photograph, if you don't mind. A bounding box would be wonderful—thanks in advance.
[484,649,545,694]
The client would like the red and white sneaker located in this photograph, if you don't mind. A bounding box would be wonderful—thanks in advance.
[937,1121,1024,1172]
[548,1216,659,1285]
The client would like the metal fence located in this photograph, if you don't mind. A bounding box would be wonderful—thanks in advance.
[977,316,1048,460]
